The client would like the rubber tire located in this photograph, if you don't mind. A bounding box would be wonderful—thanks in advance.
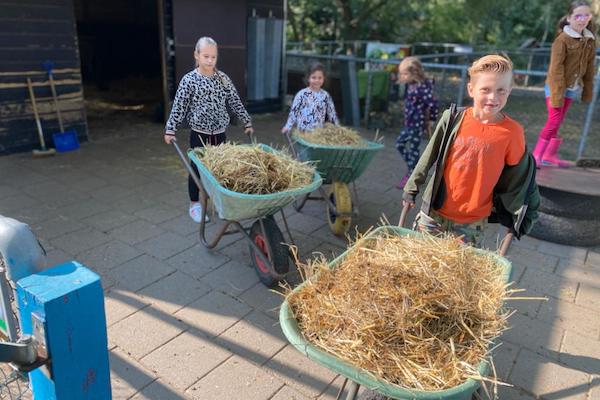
[326,182,352,236]
[529,211,600,246]
[538,186,600,219]
[249,216,290,287]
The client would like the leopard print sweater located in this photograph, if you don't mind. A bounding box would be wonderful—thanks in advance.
[165,69,252,135]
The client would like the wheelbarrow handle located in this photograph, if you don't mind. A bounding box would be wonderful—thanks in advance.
[170,139,208,205]
[398,203,410,227]
[498,231,514,257]
[284,132,299,158]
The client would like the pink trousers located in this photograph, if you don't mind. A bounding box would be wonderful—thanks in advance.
[538,97,573,140]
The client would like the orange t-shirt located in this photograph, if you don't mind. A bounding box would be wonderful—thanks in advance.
[437,108,525,224]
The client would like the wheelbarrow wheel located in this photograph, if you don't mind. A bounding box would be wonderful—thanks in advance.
[249,216,289,287]
[327,182,352,236]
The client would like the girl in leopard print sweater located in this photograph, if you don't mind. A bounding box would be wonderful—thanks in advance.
[164,37,254,223]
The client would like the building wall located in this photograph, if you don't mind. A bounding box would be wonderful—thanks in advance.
[0,0,87,155]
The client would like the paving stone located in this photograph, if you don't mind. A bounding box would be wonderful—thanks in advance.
[110,347,156,399]
[108,307,187,359]
[130,379,191,400]
[555,259,600,287]
[239,282,285,320]
[509,349,590,400]
[200,259,259,296]
[64,176,110,192]
[90,184,137,202]
[159,214,200,237]
[510,235,542,251]
[83,210,139,232]
[174,290,252,338]
[264,345,338,398]
[33,187,90,209]
[586,251,600,268]
[7,203,56,225]
[185,356,282,400]
[54,198,113,220]
[32,215,86,240]
[518,267,579,302]
[50,226,112,255]
[111,194,157,214]
[111,173,156,189]
[110,255,175,292]
[110,220,165,245]
[104,289,150,327]
[135,204,182,225]
[559,331,600,375]
[216,310,287,365]
[0,184,19,199]
[589,376,600,400]
[537,241,588,263]
[45,248,73,268]
[270,385,310,400]
[537,297,600,339]
[491,341,520,382]
[166,244,230,279]
[135,231,196,260]
[495,386,535,400]
[155,190,189,207]
[501,313,564,359]
[77,240,144,272]
[141,330,231,391]
[506,246,559,272]
[138,271,211,314]
[283,212,327,235]
[575,283,600,311]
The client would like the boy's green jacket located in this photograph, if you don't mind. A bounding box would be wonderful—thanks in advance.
[403,108,540,238]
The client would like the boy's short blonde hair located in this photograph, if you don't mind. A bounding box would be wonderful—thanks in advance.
[468,55,513,79]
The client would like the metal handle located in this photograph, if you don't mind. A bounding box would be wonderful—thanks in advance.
[48,73,64,132]
[398,204,410,227]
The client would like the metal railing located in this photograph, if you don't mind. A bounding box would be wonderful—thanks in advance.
[284,51,600,159]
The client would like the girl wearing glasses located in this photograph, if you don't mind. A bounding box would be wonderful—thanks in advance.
[532,0,596,168]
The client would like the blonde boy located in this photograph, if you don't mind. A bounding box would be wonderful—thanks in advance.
[402,55,539,247]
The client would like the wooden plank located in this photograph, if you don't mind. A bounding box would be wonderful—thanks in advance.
[0,19,75,35]
[0,59,79,72]
[0,48,77,62]
[0,4,74,20]
[0,0,70,6]
[0,33,75,48]
[0,68,79,77]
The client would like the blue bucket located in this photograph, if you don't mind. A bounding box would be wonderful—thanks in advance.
[52,130,79,152]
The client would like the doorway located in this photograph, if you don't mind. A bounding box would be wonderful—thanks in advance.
[74,0,164,137]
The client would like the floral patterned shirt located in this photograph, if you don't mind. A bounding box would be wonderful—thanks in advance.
[166,69,251,135]
[404,79,439,131]
[284,88,339,131]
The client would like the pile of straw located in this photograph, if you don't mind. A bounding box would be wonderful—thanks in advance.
[195,143,315,194]
[295,123,368,147]
[286,231,510,391]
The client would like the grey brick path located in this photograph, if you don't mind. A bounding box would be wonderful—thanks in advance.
[0,113,598,399]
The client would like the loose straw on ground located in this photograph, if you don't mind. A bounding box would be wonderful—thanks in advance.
[295,123,368,147]
[195,143,315,194]
[285,231,512,391]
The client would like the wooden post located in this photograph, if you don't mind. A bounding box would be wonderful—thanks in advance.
[17,261,111,399]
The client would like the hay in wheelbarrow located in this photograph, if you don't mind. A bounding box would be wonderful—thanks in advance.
[295,123,369,147]
[285,230,512,392]
[194,143,315,195]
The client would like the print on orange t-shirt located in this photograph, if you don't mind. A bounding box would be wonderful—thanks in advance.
[437,108,525,224]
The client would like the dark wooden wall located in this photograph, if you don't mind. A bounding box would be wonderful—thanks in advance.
[0,0,87,155]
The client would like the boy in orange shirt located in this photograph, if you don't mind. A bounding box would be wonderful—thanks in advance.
[402,55,539,247]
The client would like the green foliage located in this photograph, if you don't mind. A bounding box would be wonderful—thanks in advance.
[288,0,584,47]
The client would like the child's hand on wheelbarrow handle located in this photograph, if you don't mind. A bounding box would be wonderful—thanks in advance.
[164,133,176,144]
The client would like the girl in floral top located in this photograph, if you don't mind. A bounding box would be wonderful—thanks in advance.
[396,57,439,189]
[164,37,253,223]
[281,63,339,134]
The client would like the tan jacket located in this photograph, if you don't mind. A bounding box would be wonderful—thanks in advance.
[547,26,596,107]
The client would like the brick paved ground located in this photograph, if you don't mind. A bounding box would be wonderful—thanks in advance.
[0,113,598,399]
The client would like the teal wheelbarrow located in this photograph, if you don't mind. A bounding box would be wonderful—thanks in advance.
[171,139,322,286]
[285,133,384,236]
[279,224,514,399]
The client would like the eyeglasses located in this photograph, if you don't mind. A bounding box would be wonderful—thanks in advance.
[573,13,592,21]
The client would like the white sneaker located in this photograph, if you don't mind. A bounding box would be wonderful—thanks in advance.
[189,203,209,223]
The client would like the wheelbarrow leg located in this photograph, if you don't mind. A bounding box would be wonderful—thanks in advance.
[279,209,295,246]
[293,193,310,212]
[344,381,360,400]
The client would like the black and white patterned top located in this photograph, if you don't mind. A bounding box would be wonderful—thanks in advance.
[283,88,339,132]
[165,69,252,135]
